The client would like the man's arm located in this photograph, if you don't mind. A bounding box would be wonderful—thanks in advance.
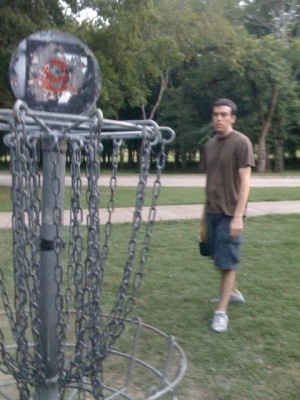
[230,166,252,237]
[200,150,207,226]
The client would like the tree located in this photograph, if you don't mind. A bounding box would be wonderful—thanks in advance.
[243,0,300,40]
[0,0,69,108]
[241,0,300,171]
[69,0,157,118]
[157,1,247,170]
[1,0,300,171]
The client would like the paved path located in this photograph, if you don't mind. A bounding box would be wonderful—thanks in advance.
[1,174,300,187]
[0,201,299,228]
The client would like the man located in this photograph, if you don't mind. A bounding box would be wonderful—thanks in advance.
[201,98,255,333]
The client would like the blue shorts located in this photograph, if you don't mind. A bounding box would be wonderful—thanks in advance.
[206,213,243,270]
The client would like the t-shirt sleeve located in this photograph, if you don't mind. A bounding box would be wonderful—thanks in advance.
[200,145,207,172]
[237,137,255,169]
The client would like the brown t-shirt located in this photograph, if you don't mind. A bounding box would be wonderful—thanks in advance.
[202,130,255,216]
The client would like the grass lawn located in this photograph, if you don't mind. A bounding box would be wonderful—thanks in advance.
[0,215,299,399]
[0,186,299,212]
[137,216,300,399]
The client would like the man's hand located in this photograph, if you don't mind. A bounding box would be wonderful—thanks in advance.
[230,216,243,237]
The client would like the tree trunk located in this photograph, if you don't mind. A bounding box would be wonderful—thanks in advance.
[175,148,181,169]
[119,146,124,169]
[274,138,284,172]
[256,85,278,172]
[128,146,134,166]
[257,134,267,172]
[142,69,169,120]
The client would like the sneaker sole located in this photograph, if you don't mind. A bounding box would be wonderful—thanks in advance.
[209,297,246,304]
[211,327,228,333]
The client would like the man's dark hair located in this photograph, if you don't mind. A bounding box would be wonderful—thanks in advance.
[212,98,237,116]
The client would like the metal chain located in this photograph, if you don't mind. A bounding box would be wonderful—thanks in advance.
[0,103,169,399]
[123,134,166,317]
[84,118,104,399]
[63,112,106,398]
[129,139,166,308]
[101,139,120,264]
[65,137,88,400]
[0,110,45,393]
[66,137,84,319]
[25,133,45,386]
[11,121,32,388]
[103,126,152,346]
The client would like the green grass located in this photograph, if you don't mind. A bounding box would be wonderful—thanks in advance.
[0,186,299,212]
[138,216,300,399]
[0,215,299,399]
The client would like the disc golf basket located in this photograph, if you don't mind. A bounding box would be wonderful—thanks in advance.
[0,31,187,399]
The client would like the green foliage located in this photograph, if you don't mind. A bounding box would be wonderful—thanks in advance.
[157,1,300,170]
[243,0,300,40]
[0,0,300,170]
[0,7,35,107]
[0,0,66,108]
[287,37,300,78]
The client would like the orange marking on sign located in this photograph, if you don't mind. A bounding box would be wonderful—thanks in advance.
[40,59,70,93]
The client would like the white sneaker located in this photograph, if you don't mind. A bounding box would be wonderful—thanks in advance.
[211,311,229,333]
[210,290,246,305]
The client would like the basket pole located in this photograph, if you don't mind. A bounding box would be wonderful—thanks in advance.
[34,136,67,399]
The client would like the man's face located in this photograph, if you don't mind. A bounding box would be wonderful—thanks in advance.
[212,105,236,136]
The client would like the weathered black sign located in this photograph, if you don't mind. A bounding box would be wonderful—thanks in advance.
[9,30,101,114]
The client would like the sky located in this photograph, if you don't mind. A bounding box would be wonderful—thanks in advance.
[59,0,98,23]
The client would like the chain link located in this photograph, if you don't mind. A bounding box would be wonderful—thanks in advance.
[0,105,169,399]
[84,117,104,399]
[101,139,120,264]
[0,112,45,393]
[104,126,154,346]
[65,137,89,400]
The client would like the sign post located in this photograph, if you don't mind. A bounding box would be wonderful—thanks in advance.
[10,30,101,399]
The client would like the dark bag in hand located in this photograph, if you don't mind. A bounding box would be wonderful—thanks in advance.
[198,223,213,256]
[199,241,213,257]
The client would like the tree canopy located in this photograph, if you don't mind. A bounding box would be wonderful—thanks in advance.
[0,0,300,171]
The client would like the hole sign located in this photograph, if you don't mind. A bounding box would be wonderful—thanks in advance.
[9,30,101,114]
